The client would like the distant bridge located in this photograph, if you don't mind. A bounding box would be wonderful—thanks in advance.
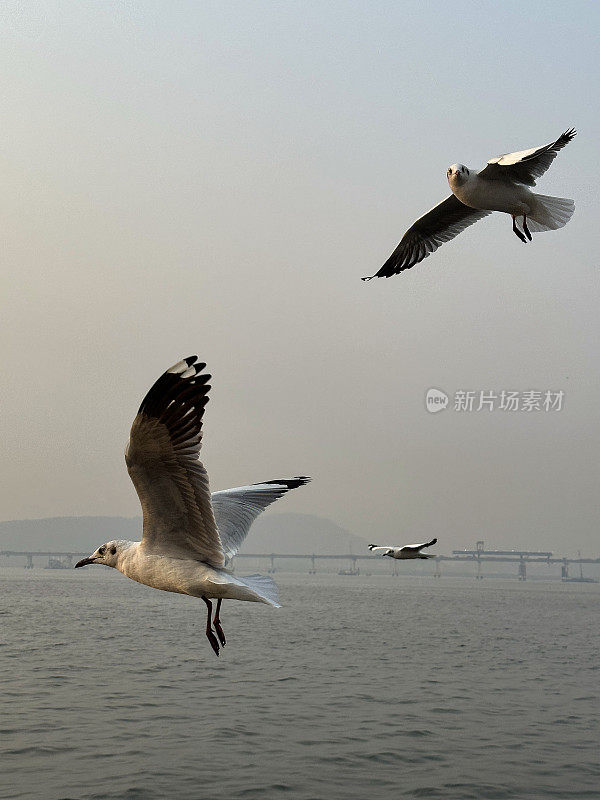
[1,545,599,581]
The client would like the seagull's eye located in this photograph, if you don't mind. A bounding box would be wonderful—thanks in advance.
[98,547,105,555]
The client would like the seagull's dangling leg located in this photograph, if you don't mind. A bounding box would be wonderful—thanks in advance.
[201,596,220,656]
[512,215,528,244]
[522,215,532,242]
[213,598,226,647]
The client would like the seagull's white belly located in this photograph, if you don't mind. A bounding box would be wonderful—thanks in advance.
[452,179,533,215]
[119,552,261,601]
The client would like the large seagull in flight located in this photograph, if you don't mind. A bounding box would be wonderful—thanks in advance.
[75,356,310,657]
[363,128,576,280]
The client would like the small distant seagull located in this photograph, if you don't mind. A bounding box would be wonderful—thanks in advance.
[75,356,310,656]
[368,538,438,559]
[362,128,576,280]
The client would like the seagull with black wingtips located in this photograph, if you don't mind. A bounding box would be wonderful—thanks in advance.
[368,538,438,560]
[363,129,576,280]
[75,356,310,657]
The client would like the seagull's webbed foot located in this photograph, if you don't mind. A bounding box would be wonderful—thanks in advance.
[522,215,532,242]
[213,598,226,647]
[512,215,528,244]
[202,596,220,657]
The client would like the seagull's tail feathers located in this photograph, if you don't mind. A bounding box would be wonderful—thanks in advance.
[528,194,575,232]
[237,574,281,607]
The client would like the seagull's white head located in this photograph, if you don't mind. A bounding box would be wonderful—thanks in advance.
[447,163,470,187]
[75,540,127,569]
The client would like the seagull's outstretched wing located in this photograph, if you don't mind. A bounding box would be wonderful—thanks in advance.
[478,128,576,187]
[211,477,311,561]
[125,356,226,568]
[363,195,491,280]
[399,537,438,553]
[368,544,393,554]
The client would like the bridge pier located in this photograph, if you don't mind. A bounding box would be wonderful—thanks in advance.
[308,554,316,574]
[518,558,527,581]
[25,553,34,569]
[267,554,276,574]
[433,557,441,578]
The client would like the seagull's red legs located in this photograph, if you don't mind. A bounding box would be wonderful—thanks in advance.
[202,596,220,656]
[213,598,226,647]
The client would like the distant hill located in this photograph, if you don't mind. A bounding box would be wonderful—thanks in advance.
[240,513,368,555]
[0,512,369,555]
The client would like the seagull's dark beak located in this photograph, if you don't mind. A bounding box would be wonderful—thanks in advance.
[74,557,96,568]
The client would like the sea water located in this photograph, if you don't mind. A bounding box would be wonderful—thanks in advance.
[1,569,598,799]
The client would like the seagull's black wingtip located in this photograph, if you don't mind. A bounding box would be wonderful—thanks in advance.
[561,128,577,143]
[278,476,311,489]
[279,476,311,489]
[255,476,311,489]
[361,275,374,282]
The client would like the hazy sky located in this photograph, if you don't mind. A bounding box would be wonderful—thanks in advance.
[2,1,599,555]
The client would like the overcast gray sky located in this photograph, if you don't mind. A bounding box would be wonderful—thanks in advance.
[1,1,598,555]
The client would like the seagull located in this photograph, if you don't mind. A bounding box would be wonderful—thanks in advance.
[362,128,576,280]
[75,356,310,657]
[368,538,438,559]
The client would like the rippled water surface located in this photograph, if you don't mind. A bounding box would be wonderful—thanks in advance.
[2,569,599,799]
